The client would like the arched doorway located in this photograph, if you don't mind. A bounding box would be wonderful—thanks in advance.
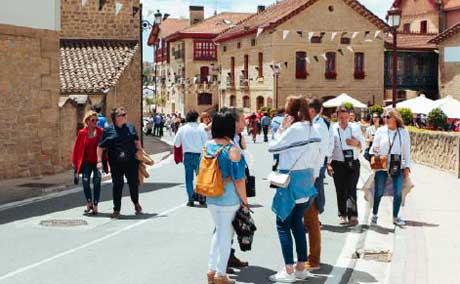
[230,95,236,107]
[267,98,273,108]
[243,95,250,108]
[256,96,264,111]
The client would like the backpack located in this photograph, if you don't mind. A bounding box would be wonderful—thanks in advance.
[195,143,230,197]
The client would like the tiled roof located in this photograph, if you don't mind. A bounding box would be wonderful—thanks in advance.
[444,0,460,10]
[392,0,438,9]
[60,39,138,94]
[159,18,190,37]
[180,12,252,34]
[215,0,388,42]
[429,21,460,43]
[385,32,437,50]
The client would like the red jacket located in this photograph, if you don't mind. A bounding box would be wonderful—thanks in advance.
[71,127,103,174]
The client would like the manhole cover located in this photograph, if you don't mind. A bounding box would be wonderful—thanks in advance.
[40,219,88,227]
[353,249,392,262]
[19,183,58,189]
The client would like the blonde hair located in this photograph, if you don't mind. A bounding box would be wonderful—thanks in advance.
[200,112,210,123]
[387,108,404,128]
[83,111,98,125]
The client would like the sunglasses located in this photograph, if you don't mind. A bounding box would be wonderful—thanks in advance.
[117,113,127,118]
[384,115,391,119]
[90,118,99,122]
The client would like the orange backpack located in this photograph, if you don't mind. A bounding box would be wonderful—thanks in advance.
[195,143,230,197]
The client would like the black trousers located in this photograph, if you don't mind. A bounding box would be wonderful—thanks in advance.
[262,126,269,142]
[109,159,139,212]
[331,160,360,218]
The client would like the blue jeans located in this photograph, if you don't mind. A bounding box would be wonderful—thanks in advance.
[276,201,310,265]
[81,162,101,205]
[314,162,327,214]
[184,153,201,202]
[373,170,403,218]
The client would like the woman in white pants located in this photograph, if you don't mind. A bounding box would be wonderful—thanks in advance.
[206,111,248,284]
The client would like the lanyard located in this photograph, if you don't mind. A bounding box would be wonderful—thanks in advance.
[337,126,352,152]
[387,129,401,155]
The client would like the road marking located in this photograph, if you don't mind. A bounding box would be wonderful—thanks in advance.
[0,203,185,282]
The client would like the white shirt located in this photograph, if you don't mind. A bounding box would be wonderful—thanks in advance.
[370,126,411,169]
[173,122,208,154]
[313,114,332,163]
[268,121,322,177]
[328,122,365,162]
[199,123,212,140]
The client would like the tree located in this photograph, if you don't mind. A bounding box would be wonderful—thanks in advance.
[144,97,154,113]
[342,102,354,111]
[428,108,447,130]
[398,108,413,126]
[368,104,384,115]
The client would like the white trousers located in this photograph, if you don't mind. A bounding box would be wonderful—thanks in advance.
[208,204,240,276]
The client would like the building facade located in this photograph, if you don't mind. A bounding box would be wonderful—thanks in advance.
[215,0,388,111]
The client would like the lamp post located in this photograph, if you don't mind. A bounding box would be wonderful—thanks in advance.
[270,64,281,109]
[386,7,401,108]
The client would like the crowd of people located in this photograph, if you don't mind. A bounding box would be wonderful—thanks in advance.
[71,97,413,283]
[144,112,186,137]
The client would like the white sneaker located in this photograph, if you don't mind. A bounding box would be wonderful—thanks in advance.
[371,215,378,225]
[269,269,296,283]
[393,217,406,226]
[295,269,312,280]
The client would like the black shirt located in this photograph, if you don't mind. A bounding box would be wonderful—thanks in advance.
[99,123,139,163]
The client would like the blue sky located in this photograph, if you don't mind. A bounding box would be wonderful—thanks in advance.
[141,0,393,62]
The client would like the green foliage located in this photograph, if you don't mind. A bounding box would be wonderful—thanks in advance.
[342,102,354,111]
[427,108,447,129]
[154,95,166,107]
[398,108,413,126]
[368,104,384,115]
[259,106,274,114]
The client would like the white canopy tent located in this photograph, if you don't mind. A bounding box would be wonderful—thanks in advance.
[323,93,367,108]
[385,94,435,114]
[434,96,460,119]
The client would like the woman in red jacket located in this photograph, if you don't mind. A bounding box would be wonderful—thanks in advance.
[72,111,104,215]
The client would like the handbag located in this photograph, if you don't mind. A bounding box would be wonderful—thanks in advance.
[370,155,387,170]
[245,164,256,198]
[173,145,183,164]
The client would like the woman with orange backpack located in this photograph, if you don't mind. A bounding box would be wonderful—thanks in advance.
[201,111,248,284]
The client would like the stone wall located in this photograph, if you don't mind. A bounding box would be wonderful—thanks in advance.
[105,48,142,132]
[60,0,140,40]
[410,131,460,177]
[0,24,62,179]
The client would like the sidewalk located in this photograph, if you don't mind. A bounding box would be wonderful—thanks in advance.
[0,136,172,208]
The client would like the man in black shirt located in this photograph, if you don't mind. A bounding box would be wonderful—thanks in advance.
[97,107,143,219]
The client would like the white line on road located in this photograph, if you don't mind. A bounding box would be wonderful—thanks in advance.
[0,203,185,282]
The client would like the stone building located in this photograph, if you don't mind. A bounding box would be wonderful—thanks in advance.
[0,1,62,179]
[429,22,460,99]
[214,0,388,111]
[0,0,141,180]
[148,7,251,114]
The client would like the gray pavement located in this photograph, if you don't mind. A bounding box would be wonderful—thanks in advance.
[1,133,453,284]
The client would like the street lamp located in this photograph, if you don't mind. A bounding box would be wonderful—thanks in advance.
[386,7,401,108]
[270,64,281,109]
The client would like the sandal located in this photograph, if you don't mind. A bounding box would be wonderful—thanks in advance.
[84,202,94,214]
[91,205,98,215]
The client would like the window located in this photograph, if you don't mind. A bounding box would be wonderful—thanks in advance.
[230,57,235,84]
[256,96,265,110]
[340,37,350,44]
[420,21,427,34]
[244,55,249,80]
[237,42,241,49]
[193,40,217,60]
[325,52,337,79]
[243,96,250,108]
[296,51,307,79]
[230,95,236,106]
[403,23,410,33]
[200,66,209,83]
[198,93,212,105]
[354,53,365,79]
[258,52,263,78]
[251,39,256,46]
[223,46,227,52]
[311,36,322,43]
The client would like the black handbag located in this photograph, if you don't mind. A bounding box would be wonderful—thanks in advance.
[73,167,79,185]
[232,207,257,251]
[245,164,256,198]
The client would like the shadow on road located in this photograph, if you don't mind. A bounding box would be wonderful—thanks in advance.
[0,182,180,225]
[321,224,395,235]
[404,220,439,227]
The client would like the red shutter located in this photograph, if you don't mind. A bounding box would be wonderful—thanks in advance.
[420,21,427,34]
[403,23,410,33]
[231,57,235,84]
[296,51,307,79]
[258,52,263,78]
[200,66,209,83]
[354,53,365,79]
[244,55,249,80]
[325,52,337,79]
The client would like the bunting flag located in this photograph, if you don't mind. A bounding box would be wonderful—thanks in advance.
[115,1,123,15]
[321,53,327,61]
[374,30,381,38]
[81,0,88,6]
[256,28,264,38]
[297,31,304,38]
[338,48,344,56]
[347,46,354,53]
[331,32,337,41]
[283,30,290,40]
[305,57,310,64]
[308,32,314,42]
[351,31,359,39]
[313,56,319,62]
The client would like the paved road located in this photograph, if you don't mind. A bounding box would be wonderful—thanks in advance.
[0,135,375,284]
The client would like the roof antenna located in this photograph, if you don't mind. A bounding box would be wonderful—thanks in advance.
[214,0,218,16]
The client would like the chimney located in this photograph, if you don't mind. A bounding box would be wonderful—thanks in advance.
[189,6,204,25]
[257,5,265,13]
